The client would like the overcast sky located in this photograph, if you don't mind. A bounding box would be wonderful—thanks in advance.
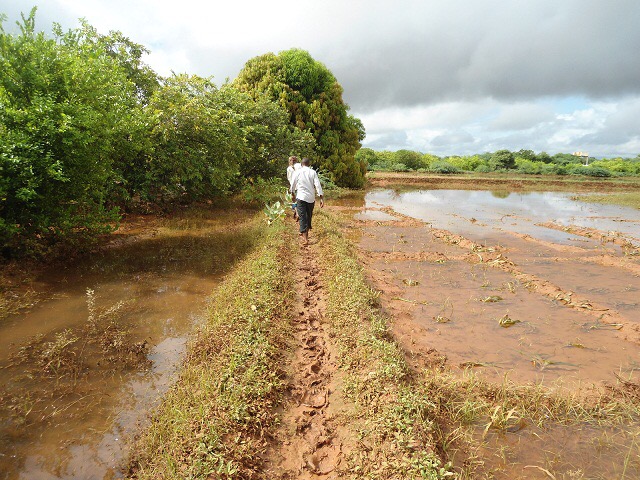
[3,0,640,157]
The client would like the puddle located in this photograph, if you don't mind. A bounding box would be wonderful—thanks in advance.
[365,189,640,249]
[471,423,640,479]
[0,207,257,479]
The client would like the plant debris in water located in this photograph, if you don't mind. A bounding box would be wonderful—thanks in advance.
[498,314,520,327]
[481,295,503,303]
[3,289,149,430]
[531,354,578,371]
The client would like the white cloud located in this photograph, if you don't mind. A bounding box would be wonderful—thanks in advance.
[4,0,640,157]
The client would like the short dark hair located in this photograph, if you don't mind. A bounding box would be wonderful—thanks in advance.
[301,157,311,166]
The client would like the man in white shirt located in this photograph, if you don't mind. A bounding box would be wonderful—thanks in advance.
[290,157,324,245]
[286,156,301,186]
[286,156,302,221]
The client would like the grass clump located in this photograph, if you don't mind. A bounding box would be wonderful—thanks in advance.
[315,211,454,479]
[127,215,294,479]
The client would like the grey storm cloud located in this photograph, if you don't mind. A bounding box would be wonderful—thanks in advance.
[4,0,640,157]
[330,0,640,112]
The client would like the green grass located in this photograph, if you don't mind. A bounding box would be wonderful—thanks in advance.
[574,191,640,209]
[315,211,454,479]
[126,215,295,479]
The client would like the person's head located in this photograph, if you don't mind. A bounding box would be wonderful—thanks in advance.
[288,156,298,166]
[301,157,311,167]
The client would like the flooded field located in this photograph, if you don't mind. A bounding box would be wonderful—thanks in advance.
[0,206,256,479]
[335,188,640,478]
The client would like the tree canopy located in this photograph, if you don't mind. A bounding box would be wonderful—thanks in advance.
[0,10,319,256]
[234,49,366,188]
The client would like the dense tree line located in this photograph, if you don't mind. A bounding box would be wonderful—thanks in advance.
[0,10,356,256]
[358,148,640,177]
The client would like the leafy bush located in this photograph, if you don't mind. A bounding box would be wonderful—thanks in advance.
[515,157,543,174]
[394,150,426,170]
[570,166,612,177]
[447,155,485,171]
[0,10,143,255]
[241,177,285,205]
[430,161,461,174]
[474,164,493,173]
[489,150,516,170]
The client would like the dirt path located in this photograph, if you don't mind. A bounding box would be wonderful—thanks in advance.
[264,239,344,478]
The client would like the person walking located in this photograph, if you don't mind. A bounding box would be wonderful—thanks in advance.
[287,156,301,221]
[286,156,301,186]
[290,158,324,245]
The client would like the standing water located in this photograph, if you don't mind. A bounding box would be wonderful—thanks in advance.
[0,206,257,479]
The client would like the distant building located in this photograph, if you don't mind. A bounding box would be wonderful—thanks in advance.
[572,151,590,165]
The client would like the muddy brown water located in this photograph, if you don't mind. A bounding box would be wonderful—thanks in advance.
[0,208,256,480]
[354,189,640,387]
[336,188,640,478]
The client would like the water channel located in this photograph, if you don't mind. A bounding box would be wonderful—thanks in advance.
[0,206,257,480]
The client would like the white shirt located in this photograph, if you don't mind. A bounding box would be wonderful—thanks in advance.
[287,162,301,185]
[290,166,323,203]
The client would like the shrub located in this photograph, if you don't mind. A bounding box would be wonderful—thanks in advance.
[570,166,612,177]
[474,164,493,173]
[430,161,460,174]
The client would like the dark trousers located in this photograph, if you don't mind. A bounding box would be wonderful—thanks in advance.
[296,200,315,233]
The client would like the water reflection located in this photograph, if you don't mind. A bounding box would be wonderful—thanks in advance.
[0,207,256,480]
[365,189,640,246]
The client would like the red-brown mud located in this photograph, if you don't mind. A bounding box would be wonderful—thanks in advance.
[339,191,640,388]
[264,235,345,479]
[330,188,640,478]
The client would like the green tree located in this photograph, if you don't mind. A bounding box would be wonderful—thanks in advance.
[234,49,366,187]
[210,85,315,182]
[140,75,244,203]
[355,147,380,171]
[489,150,516,170]
[394,150,425,170]
[0,9,145,254]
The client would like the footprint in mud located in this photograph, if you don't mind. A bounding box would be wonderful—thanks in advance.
[302,388,328,408]
[305,443,341,475]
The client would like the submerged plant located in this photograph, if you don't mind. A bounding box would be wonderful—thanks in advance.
[498,314,520,327]
[481,295,503,303]
[531,354,578,371]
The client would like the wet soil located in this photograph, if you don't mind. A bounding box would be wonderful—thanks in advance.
[330,188,640,478]
[349,189,640,389]
[0,206,256,480]
[264,228,346,479]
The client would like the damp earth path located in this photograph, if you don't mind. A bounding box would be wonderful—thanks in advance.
[265,238,343,479]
